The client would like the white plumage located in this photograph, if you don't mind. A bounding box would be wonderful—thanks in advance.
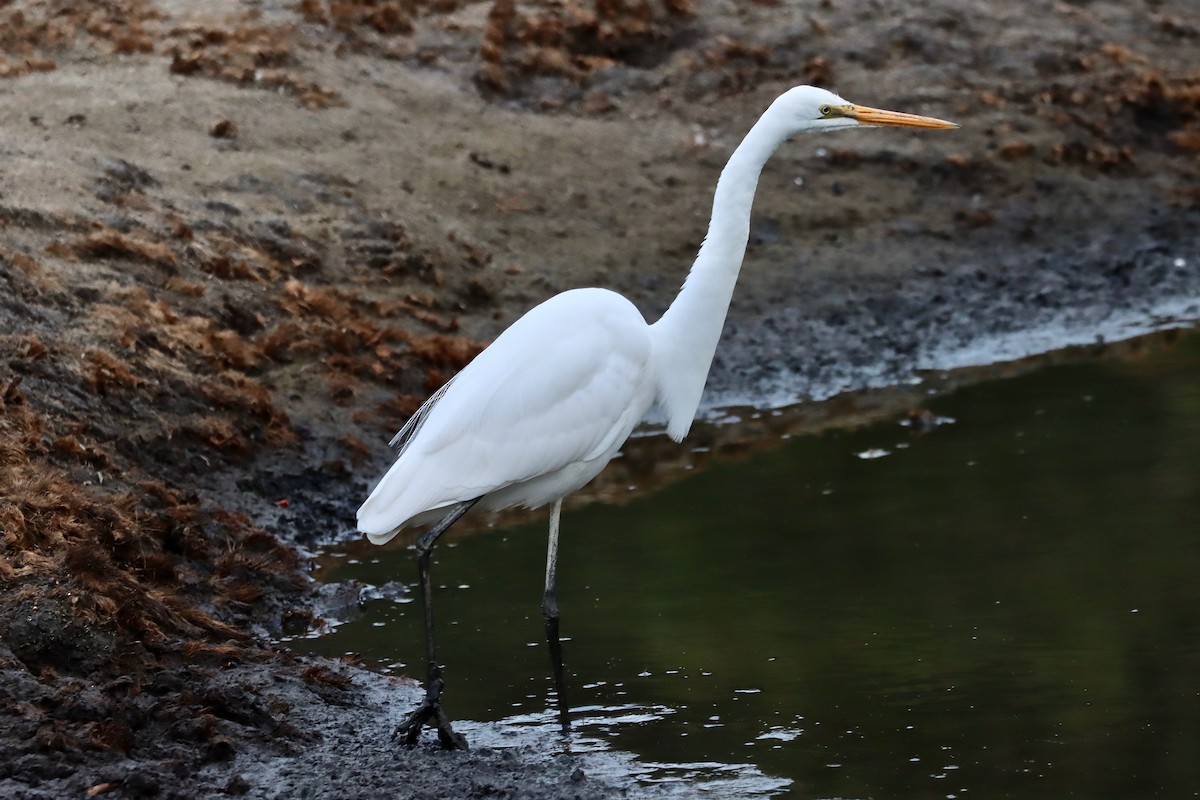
[358,288,655,542]
[355,85,956,748]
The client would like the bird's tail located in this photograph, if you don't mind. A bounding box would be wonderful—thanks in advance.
[357,468,459,545]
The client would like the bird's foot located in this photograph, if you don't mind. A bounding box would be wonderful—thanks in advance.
[395,679,468,750]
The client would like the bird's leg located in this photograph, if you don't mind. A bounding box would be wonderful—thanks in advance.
[542,499,570,735]
[542,498,562,621]
[395,498,479,750]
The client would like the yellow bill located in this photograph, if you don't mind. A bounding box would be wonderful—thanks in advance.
[846,104,959,129]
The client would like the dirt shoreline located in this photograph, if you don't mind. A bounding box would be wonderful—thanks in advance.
[2,1,1199,798]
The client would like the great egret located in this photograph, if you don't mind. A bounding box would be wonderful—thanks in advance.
[358,85,957,749]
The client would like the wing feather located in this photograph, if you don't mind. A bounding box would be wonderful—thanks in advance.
[358,289,654,536]
[388,375,455,456]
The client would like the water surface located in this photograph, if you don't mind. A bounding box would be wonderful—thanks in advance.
[304,328,1200,798]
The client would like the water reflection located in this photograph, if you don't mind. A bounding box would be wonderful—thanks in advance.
[302,327,1200,798]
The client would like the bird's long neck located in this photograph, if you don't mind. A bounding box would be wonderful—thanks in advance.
[651,112,788,440]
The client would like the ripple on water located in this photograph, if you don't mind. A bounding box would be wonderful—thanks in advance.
[457,703,791,797]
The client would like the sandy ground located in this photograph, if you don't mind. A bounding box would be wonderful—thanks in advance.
[2,0,1199,797]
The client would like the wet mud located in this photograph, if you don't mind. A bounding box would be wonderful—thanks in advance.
[1,1,1198,797]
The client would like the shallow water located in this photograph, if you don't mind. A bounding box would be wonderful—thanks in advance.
[304,327,1200,798]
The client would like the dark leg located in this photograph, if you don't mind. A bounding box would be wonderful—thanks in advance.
[395,498,480,749]
[542,499,570,735]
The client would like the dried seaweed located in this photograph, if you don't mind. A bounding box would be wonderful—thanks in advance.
[478,0,695,98]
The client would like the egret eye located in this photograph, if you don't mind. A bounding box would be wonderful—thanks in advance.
[819,105,833,116]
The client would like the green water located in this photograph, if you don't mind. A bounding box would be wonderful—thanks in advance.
[307,329,1200,798]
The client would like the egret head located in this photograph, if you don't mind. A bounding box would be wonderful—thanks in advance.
[770,85,959,136]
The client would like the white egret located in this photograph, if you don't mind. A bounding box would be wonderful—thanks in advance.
[358,85,957,748]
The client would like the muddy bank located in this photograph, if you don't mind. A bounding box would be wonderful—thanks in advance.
[2,0,1199,798]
